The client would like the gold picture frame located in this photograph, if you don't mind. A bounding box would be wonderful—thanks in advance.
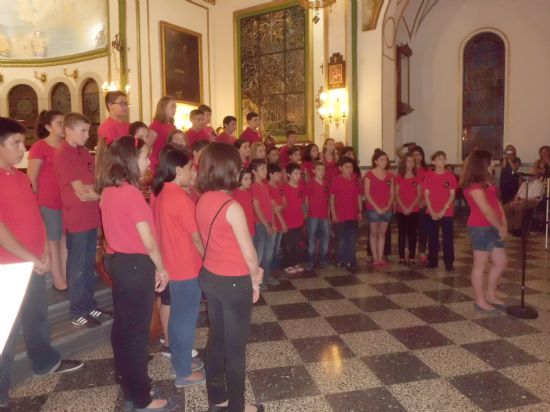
[328,52,345,90]
[160,21,203,105]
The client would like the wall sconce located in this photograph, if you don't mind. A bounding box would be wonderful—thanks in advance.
[63,68,79,80]
[111,33,123,54]
[317,87,348,128]
[34,71,47,83]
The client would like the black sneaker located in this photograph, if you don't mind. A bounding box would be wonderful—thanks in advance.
[53,360,84,374]
[89,308,113,319]
[161,346,171,358]
[72,314,101,328]
[445,265,455,272]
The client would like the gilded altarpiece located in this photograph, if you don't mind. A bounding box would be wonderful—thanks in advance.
[238,5,307,138]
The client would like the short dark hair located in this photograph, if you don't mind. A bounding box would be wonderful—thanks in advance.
[286,129,298,138]
[36,110,63,139]
[371,148,388,168]
[152,147,190,196]
[288,146,301,156]
[105,91,126,109]
[63,112,91,130]
[234,138,249,150]
[286,162,301,175]
[249,158,266,172]
[191,139,209,153]
[190,109,204,119]
[267,163,282,179]
[197,104,212,113]
[129,121,148,137]
[196,142,241,193]
[246,112,259,122]
[0,117,26,144]
[338,156,354,168]
[223,115,237,126]
[167,129,186,145]
[238,167,252,185]
[431,150,447,161]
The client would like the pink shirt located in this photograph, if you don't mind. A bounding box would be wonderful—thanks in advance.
[100,183,154,255]
[425,170,457,217]
[97,117,130,145]
[364,170,393,211]
[196,191,249,276]
[231,188,255,236]
[250,181,273,224]
[150,120,176,172]
[216,132,236,145]
[395,174,420,213]
[330,174,362,222]
[240,127,261,144]
[306,179,329,219]
[268,183,285,232]
[283,183,305,229]
[465,183,503,227]
[28,140,62,209]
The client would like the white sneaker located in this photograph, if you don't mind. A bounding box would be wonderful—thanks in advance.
[192,349,198,358]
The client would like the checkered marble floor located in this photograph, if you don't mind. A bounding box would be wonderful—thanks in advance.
[7,223,550,412]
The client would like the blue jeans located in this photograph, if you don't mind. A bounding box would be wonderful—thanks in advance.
[253,223,275,279]
[271,231,283,272]
[0,274,61,404]
[335,220,358,266]
[66,228,98,318]
[307,218,330,265]
[169,278,201,377]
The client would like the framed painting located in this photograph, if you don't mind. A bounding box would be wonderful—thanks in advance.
[328,53,345,89]
[160,21,202,105]
[362,0,384,31]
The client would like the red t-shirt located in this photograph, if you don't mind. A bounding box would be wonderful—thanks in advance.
[330,174,361,222]
[464,183,503,227]
[196,191,249,276]
[279,145,292,167]
[425,170,457,217]
[416,167,430,203]
[301,160,314,179]
[0,168,46,263]
[250,181,273,224]
[324,159,339,184]
[154,182,201,280]
[185,127,211,148]
[240,127,261,144]
[97,117,130,145]
[54,142,100,233]
[28,140,62,209]
[364,170,393,211]
[268,183,285,232]
[150,121,176,172]
[216,132,236,145]
[283,184,305,229]
[395,174,420,213]
[306,179,330,219]
[231,188,256,236]
[100,183,155,255]
[204,126,217,140]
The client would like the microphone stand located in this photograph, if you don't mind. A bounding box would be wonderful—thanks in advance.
[507,175,538,319]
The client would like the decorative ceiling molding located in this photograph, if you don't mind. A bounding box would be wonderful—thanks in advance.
[200,0,215,4]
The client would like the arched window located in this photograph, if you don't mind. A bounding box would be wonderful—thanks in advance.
[51,82,72,113]
[462,32,505,160]
[8,84,39,145]
[81,78,100,149]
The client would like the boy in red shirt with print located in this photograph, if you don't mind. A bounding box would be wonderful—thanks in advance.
[267,163,286,273]
[305,161,330,269]
[216,116,237,145]
[279,130,298,167]
[239,112,262,144]
[282,163,306,274]
[424,151,457,271]
[185,109,210,147]
[0,118,83,408]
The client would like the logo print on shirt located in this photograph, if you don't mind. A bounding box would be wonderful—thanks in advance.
[298,191,303,198]
[443,181,450,188]
[412,181,418,187]
[386,179,392,187]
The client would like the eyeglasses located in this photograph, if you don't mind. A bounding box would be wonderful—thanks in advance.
[113,101,130,107]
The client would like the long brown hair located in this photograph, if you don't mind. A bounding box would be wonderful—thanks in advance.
[96,136,145,193]
[398,153,417,177]
[153,96,176,124]
[460,150,492,189]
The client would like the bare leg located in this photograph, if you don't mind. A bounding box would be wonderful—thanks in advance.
[49,240,67,290]
[369,222,380,263]
[378,222,389,261]
[486,247,507,304]
[160,304,170,346]
[471,250,492,309]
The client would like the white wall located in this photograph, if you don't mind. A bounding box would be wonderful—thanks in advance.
[394,0,550,164]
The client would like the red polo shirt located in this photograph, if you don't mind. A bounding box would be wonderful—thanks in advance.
[185,127,211,147]
[0,167,46,263]
[97,117,130,145]
[283,183,305,229]
[54,142,100,233]
[240,127,261,144]
[330,174,362,222]
[216,132,236,145]
[424,170,457,217]
[306,179,330,219]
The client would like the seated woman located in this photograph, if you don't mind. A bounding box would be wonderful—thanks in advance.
[504,171,545,236]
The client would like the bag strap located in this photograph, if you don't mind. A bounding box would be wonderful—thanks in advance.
[202,198,233,263]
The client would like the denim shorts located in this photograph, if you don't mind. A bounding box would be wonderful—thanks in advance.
[367,209,392,223]
[40,206,63,241]
[467,226,505,252]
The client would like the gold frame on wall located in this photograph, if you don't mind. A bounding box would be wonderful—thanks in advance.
[160,20,203,105]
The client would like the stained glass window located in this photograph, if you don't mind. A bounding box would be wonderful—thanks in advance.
[462,32,505,160]
[239,5,306,137]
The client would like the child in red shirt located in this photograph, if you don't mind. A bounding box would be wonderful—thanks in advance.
[166,129,187,150]
[305,161,330,269]
[27,110,67,291]
[424,151,457,271]
[267,146,280,166]
[198,104,217,141]
[321,138,339,183]
[282,163,305,274]
[235,138,251,168]
[279,130,298,166]
[239,112,262,143]
[395,153,421,265]
[267,163,286,273]
[364,149,394,268]
[302,143,320,182]
[216,115,237,145]
[54,113,108,328]
[0,118,84,407]
[150,96,177,171]
[232,168,255,236]
[250,159,279,287]
[185,109,211,147]
[97,91,130,145]
[330,157,362,272]
[152,147,205,387]
[411,145,431,261]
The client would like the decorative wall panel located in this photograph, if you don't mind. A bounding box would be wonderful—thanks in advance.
[8,84,38,145]
[462,32,504,160]
[81,78,100,149]
[51,82,71,113]
[239,5,306,137]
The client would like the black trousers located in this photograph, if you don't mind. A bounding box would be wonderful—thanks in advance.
[111,253,155,408]
[418,207,429,254]
[282,227,302,267]
[199,268,252,412]
[396,212,419,259]
[427,216,454,267]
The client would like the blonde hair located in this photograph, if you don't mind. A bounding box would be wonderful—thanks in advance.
[250,142,266,160]
[153,96,176,124]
